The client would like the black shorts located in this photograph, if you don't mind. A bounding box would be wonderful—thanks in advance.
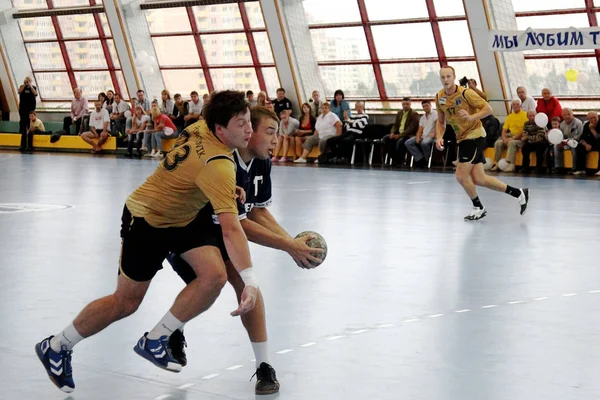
[458,137,486,165]
[119,205,226,282]
[166,213,230,285]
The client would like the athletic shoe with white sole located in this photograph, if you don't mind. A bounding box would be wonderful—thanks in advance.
[464,206,487,221]
[133,333,182,372]
[35,336,75,393]
[518,188,529,215]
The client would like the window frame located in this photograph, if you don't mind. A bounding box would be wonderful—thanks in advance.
[306,0,476,101]
[513,0,600,102]
[146,1,275,94]
[15,0,124,102]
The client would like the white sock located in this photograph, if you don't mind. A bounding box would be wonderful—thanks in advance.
[50,323,84,352]
[251,341,270,368]
[147,311,183,340]
[178,322,186,332]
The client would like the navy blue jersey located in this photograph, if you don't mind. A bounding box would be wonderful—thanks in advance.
[212,150,272,223]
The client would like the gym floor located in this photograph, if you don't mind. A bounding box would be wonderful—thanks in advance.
[1,151,599,400]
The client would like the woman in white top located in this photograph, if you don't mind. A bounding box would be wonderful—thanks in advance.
[294,102,342,163]
[160,89,175,117]
[272,111,299,162]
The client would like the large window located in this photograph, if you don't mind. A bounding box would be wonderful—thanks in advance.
[14,0,127,102]
[145,1,279,96]
[302,0,479,101]
[511,0,600,107]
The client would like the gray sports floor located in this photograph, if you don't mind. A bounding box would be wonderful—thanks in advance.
[1,151,599,400]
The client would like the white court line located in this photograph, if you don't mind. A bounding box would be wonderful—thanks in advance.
[178,383,195,389]
[300,342,316,347]
[428,314,444,318]
[403,319,419,323]
[507,301,524,304]
[154,395,171,400]
[562,293,578,297]
[351,329,370,335]
[534,297,550,301]
[455,309,471,313]
[589,290,600,294]
[377,323,395,328]
[276,349,293,354]
[0,155,13,162]
[226,365,244,371]
[481,305,497,309]
[406,181,432,185]
[201,374,220,380]
[326,336,344,341]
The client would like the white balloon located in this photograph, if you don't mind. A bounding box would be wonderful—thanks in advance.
[548,129,563,145]
[498,158,509,171]
[534,112,548,128]
[578,72,589,85]
[137,50,149,60]
[484,157,493,170]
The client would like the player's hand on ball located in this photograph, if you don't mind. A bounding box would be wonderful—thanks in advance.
[289,235,324,269]
[231,285,258,316]
[235,186,246,204]
[458,109,472,120]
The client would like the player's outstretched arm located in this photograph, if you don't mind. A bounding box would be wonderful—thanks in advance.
[218,212,259,316]
[243,208,322,269]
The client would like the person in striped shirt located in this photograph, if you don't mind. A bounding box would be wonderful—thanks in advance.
[326,101,369,163]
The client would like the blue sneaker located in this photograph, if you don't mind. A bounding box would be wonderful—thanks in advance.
[133,333,182,372]
[35,336,75,393]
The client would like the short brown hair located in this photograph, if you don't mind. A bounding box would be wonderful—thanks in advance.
[551,117,561,123]
[251,106,279,132]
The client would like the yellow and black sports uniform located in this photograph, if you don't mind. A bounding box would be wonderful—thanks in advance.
[119,120,238,282]
[436,86,489,164]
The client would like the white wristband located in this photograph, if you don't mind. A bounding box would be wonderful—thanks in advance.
[239,267,259,288]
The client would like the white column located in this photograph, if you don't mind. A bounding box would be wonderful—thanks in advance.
[0,3,32,115]
[463,0,508,116]
[104,0,139,98]
[261,0,324,111]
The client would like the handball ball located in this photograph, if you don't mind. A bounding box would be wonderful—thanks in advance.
[294,231,327,267]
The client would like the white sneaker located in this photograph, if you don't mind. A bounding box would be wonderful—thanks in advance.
[573,170,585,176]
[452,160,458,166]
[595,170,600,176]
[277,157,286,162]
[490,165,499,171]
[152,151,163,158]
[464,207,487,221]
[518,188,529,215]
[294,158,307,163]
[149,149,157,156]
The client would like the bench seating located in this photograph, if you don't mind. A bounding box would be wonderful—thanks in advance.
[0,133,116,151]
[483,148,599,169]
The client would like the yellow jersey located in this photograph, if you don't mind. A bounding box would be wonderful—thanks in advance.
[435,86,488,142]
[502,110,528,137]
[126,120,238,228]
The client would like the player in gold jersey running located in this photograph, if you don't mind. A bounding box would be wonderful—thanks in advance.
[435,66,529,220]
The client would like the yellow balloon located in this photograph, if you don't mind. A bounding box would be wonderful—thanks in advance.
[565,69,579,82]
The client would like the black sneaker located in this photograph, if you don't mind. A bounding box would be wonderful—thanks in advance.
[252,362,280,395]
[518,188,529,215]
[168,329,187,367]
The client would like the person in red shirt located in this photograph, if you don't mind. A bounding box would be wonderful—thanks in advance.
[146,102,178,158]
[536,88,563,127]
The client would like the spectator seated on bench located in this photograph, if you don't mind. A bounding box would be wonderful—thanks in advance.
[20,111,45,152]
[80,100,111,154]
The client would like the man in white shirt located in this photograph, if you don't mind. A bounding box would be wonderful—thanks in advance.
[110,92,130,137]
[405,100,438,168]
[516,86,536,113]
[185,91,203,127]
[80,100,111,153]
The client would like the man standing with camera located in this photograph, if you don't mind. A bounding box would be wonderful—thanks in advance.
[436,66,529,221]
[17,77,38,151]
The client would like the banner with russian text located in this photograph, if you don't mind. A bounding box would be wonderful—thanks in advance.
[488,27,600,51]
